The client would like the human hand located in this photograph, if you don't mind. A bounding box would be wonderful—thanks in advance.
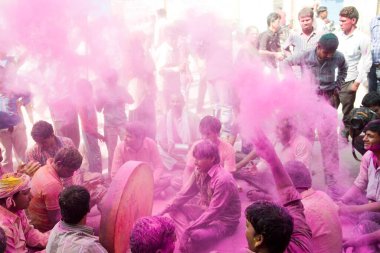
[17,161,41,177]
[350,82,360,92]
[275,52,284,61]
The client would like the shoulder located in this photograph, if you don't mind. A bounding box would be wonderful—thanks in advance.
[361,150,374,166]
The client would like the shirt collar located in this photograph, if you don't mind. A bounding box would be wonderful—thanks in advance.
[0,205,19,224]
[60,221,94,235]
[124,138,148,152]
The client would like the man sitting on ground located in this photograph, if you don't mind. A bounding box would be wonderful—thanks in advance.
[46,185,107,252]
[28,147,82,232]
[0,173,49,252]
[130,216,176,253]
[161,140,241,252]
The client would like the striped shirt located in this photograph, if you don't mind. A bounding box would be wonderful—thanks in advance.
[370,16,380,64]
[284,29,323,55]
[46,221,107,253]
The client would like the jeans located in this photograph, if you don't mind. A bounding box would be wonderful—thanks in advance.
[368,64,380,93]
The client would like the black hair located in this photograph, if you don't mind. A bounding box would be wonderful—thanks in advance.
[199,115,221,135]
[339,6,359,24]
[364,119,380,135]
[31,120,54,142]
[362,92,380,107]
[54,147,83,171]
[193,140,221,165]
[318,33,339,52]
[59,185,90,225]
[267,12,281,27]
[245,201,293,253]
[125,122,146,139]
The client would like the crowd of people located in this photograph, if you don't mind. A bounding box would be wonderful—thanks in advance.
[1,2,380,253]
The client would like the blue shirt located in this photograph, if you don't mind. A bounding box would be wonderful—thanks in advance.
[370,16,380,64]
[0,92,31,129]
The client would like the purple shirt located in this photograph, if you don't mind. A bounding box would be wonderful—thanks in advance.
[354,150,380,201]
[172,164,241,230]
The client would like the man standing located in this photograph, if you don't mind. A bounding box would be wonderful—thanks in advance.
[259,12,284,68]
[316,6,335,33]
[368,15,380,93]
[161,140,241,252]
[337,6,372,139]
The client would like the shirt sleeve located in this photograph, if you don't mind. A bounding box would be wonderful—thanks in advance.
[111,142,125,178]
[20,211,49,248]
[355,34,372,84]
[354,152,371,191]
[336,53,348,89]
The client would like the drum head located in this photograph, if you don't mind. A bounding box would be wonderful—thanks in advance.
[99,161,154,253]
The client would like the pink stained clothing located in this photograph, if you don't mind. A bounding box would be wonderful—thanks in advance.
[301,189,343,253]
[354,150,380,201]
[278,186,313,253]
[28,159,63,232]
[279,134,313,168]
[185,138,236,176]
[0,206,49,253]
[111,137,164,178]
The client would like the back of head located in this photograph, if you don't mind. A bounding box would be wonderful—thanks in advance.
[298,7,314,19]
[317,6,327,15]
[364,119,380,135]
[193,140,220,164]
[0,227,5,253]
[284,161,312,190]
[31,120,54,142]
[59,185,90,225]
[54,147,83,171]
[362,92,380,107]
[130,216,176,253]
[267,12,281,27]
[199,115,221,135]
[125,122,146,139]
[318,33,339,52]
[339,6,359,24]
[245,200,293,253]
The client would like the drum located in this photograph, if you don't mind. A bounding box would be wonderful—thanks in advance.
[99,161,154,253]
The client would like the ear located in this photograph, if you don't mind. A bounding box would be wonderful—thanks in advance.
[254,234,264,248]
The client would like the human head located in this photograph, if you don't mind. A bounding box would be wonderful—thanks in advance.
[267,12,281,32]
[245,26,259,45]
[31,120,55,149]
[130,216,176,253]
[276,118,296,146]
[59,185,90,225]
[169,93,185,116]
[193,140,220,173]
[363,120,380,152]
[316,33,339,60]
[53,147,83,178]
[0,227,5,253]
[298,8,314,33]
[339,6,359,34]
[284,161,312,191]
[125,122,146,150]
[199,116,221,143]
[0,173,31,211]
[245,201,293,253]
[317,6,328,19]
[362,92,380,116]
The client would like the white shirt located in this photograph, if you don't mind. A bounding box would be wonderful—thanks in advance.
[337,29,372,83]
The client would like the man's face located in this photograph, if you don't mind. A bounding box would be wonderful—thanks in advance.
[316,45,335,61]
[125,131,143,150]
[319,10,328,19]
[247,29,259,44]
[299,16,313,32]
[36,135,56,150]
[13,188,32,210]
[194,157,215,173]
[272,18,281,32]
[339,16,356,34]
[363,130,380,151]
[245,219,262,251]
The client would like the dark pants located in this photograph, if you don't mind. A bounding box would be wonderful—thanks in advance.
[317,89,339,108]
[368,64,380,93]
[338,80,357,130]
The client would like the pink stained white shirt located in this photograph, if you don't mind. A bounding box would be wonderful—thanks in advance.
[301,189,343,253]
[279,134,313,168]
[185,138,236,176]
[111,137,164,179]
[0,206,49,253]
[354,150,380,201]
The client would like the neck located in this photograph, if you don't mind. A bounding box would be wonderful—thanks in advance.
[303,27,313,36]
[78,216,87,225]
[344,26,356,36]
[374,150,380,161]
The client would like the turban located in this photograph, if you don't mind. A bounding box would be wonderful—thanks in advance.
[0,173,31,199]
